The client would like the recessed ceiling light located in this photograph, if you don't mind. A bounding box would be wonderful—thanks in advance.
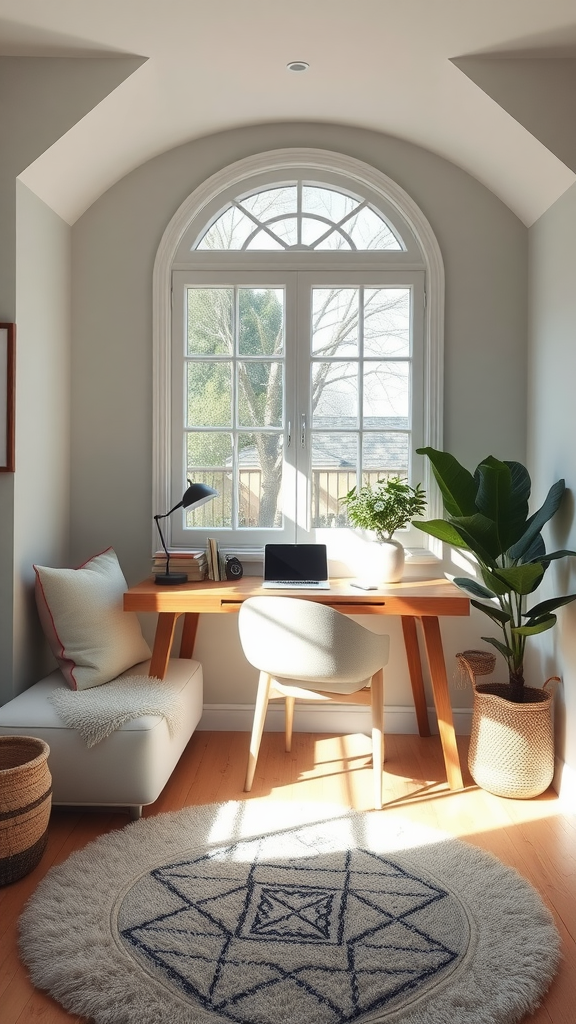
[287,61,309,72]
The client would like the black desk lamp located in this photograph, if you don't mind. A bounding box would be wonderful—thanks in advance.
[154,481,218,585]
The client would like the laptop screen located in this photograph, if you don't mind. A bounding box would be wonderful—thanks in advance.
[264,544,328,582]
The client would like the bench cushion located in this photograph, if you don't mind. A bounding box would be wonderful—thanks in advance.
[0,659,202,810]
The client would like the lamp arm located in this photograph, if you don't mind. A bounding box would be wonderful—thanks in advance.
[154,499,184,578]
[154,514,172,576]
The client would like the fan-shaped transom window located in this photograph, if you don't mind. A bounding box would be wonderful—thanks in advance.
[195,182,405,252]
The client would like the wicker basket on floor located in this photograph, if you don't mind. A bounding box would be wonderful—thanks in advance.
[457,650,556,798]
[468,682,555,799]
[0,736,52,885]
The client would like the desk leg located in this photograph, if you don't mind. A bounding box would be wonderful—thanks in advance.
[420,616,464,791]
[180,613,200,659]
[401,616,431,737]
[150,613,180,680]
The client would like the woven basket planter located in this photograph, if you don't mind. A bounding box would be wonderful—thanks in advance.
[468,683,555,799]
[0,736,52,885]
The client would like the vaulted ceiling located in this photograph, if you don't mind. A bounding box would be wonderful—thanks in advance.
[2,0,576,225]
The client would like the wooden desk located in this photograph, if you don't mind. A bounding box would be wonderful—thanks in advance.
[124,577,469,791]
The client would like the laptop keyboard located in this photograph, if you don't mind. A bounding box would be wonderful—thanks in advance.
[262,580,331,589]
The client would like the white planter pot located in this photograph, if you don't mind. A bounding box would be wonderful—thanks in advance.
[355,538,405,583]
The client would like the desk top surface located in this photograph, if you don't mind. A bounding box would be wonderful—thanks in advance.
[124,576,470,617]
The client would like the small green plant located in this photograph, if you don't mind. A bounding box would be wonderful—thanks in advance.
[340,477,427,541]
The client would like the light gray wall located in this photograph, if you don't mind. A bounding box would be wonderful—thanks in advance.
[70,122,527,713]
[528,180,576,778]
[0,56,147,703]
[12,183,72,697]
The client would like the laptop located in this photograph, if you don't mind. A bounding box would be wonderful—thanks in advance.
[262,544,330,590]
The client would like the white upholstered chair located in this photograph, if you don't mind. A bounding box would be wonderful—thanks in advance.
[238,596,390,808]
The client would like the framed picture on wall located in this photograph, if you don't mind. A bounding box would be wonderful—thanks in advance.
[0,323,15,473]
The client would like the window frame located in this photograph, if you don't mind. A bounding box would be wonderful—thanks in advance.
[154,149,445,558]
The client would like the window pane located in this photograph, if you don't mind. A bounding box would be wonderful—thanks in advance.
[196,207,256,250]
[362,433,409,478]
[363,361,409,425]
[342,207,402,250]
[187,288,233,355]
[312,289,358,355]
[238,187,297,220]
[187,362,232,427]
[302,186,360,221]
[238,433,283,528]
[186,432,233,528]
[265,218,297,247]
[239,289,284,355]
[364,289,410,357]
[311,432,358,527]
[314,230,352,251]
[245,230,285,250]
[312,362,358,427]
[238,362,283,426]
[301,217,331,247]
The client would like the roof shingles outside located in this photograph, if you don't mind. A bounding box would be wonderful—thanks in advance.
[236,417,409,469]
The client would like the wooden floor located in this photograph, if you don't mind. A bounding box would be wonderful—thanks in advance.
[1,730,575,1023]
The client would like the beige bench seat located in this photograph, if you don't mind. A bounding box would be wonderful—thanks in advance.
[0,658,203,819]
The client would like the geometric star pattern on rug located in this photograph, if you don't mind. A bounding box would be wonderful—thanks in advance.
[120,840,465,1024]
[18,802,562,1024]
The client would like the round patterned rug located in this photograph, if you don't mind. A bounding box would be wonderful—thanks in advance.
[19,801,560,1024]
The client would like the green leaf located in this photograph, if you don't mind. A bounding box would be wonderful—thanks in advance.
[525,548,576,565]
[416,448,477,517]
[491,563,545,596]
[447,513,500,565]
[470,598,512,625]
[506,460,532,505]
[512,615,557,636]
[452,577,496,599]
[525,592,576,618]
[519,533,545,564]
[474,458,529,553]
[412,519,470,547]
[480,567,513,596]
[508,479,566,560]
[480,636,514,660]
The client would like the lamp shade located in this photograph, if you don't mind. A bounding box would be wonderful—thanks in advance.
[181,482,218,512]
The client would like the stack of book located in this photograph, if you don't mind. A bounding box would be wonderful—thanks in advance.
[206,538,225,581]
[151,550,208,581]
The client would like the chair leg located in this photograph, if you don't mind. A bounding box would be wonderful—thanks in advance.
[370,668,384,810]
[285,696,296,752]
[245,671,273,792]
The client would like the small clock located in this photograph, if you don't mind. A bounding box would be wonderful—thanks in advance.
[225,556,244,580]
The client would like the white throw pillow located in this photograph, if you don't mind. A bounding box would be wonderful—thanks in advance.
[34,548,151,690]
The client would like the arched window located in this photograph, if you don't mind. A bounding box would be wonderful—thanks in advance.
[194,183,404,252]
[153,150,444,560]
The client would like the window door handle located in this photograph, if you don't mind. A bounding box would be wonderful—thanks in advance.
[287,420,292,448]
[300,413,306,447]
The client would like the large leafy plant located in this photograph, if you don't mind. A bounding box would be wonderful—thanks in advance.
[413,448,576,703]
[340,477,426,541]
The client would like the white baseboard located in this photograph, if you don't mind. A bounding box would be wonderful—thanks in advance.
[198,703,473,736]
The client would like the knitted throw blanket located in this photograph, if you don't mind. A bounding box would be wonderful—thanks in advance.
[48,675,184,747]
